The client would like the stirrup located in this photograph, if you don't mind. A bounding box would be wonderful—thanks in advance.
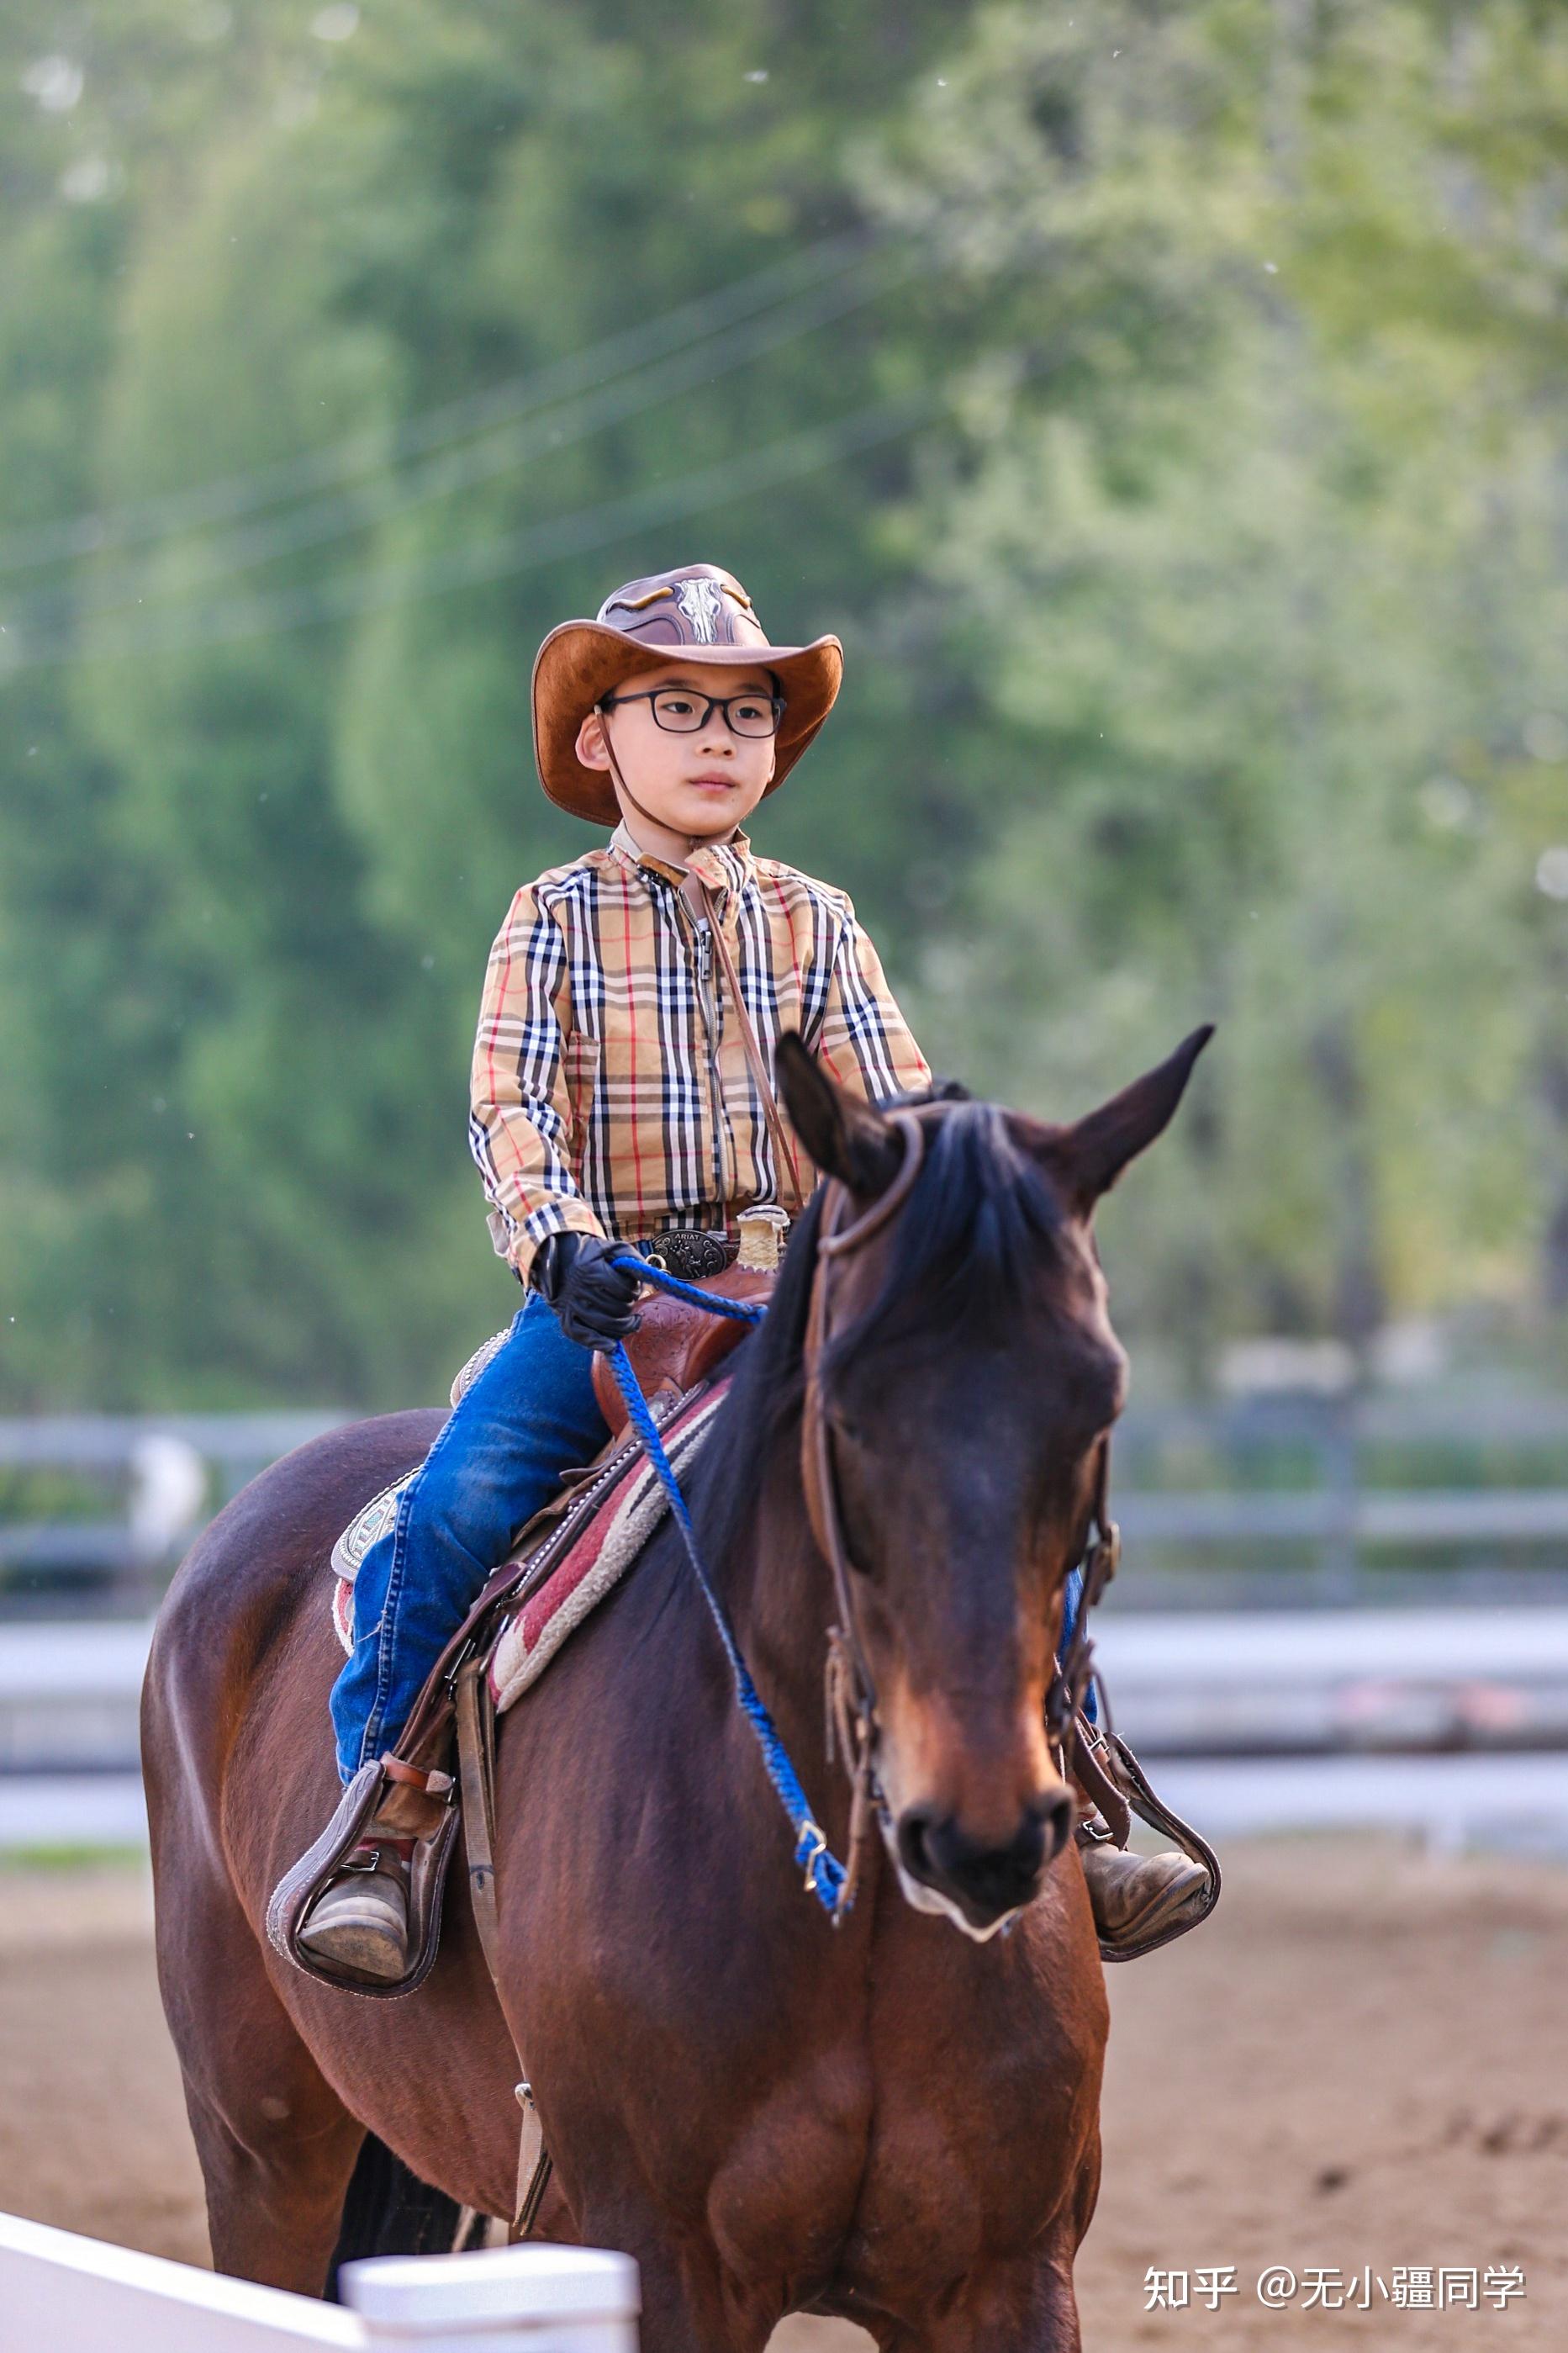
[266,1756,461,1999]
[1069,1717,1222,1963]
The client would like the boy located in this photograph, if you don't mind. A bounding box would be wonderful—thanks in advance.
[295,562,1203,1980]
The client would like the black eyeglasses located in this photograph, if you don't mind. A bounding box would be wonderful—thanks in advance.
[598,685,785,739]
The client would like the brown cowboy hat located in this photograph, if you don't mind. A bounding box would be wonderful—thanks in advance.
[531,561,843,824]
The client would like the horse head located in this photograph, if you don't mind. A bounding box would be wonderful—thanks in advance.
[774,1024,1213,1941]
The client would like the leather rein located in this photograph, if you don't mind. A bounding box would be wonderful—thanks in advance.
[797,1108,1126,1895]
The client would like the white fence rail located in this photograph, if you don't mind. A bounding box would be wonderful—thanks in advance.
[1145,1750,1568,1853]
[3,1399,1566,1608]
[5,1602,1567,1777]
[0,1415,342,1601]
[1095,1604,1568,1752]
[0,2213,638,2350]
[0,1621,150,1771]
[5,1606,1568,1853]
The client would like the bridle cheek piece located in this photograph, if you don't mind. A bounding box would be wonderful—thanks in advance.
[1044,1441,1120,1748]
[800,1109,927,1910]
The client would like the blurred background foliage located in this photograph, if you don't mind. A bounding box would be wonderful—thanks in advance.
[0,0,1565,1409]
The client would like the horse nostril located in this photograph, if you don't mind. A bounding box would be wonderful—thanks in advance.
[896,1804,940,1884]
[897,1795,1069,1919]
[1036,1787,1074,1864]
[1010,1810,1047,1881]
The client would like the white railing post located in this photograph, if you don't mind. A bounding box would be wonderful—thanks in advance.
[0,2211,362,2347]
[341,2245,640,2351]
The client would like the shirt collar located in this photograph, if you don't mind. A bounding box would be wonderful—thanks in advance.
[607,820,755,905]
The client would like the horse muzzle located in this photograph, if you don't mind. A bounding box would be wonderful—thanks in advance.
[890,1786,1074,1941]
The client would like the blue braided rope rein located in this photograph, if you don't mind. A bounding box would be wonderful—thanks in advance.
[603,1248,853,1920]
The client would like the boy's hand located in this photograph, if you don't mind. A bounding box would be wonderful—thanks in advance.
[532,1232,643,1351]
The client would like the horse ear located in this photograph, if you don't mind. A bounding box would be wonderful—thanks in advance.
[774,1033,905,1198]
[1041,1024,1216,1216]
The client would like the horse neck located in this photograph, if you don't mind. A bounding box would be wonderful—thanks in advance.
[711,1410,842,1783]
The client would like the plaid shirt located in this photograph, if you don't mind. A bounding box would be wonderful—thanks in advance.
[469,822,930,1282]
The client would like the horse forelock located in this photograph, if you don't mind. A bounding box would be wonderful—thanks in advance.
[828,1099,1065,1368]
[689,1096,1067,1566]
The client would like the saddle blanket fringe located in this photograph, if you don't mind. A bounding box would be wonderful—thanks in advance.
[330,1387,728,1702]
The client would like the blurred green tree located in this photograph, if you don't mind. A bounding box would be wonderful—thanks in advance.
[0,0,1565,1408]
[858,0,1568,1377]
[0,0,961,1405]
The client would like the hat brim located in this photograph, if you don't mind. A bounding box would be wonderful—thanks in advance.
[531,621,844,824]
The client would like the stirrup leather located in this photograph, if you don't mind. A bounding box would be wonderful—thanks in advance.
[1068,1712,1222,1963]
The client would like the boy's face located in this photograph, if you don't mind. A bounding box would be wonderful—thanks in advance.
[574,658,779,840]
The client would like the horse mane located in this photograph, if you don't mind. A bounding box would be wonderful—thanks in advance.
[689,1086,1065,1569]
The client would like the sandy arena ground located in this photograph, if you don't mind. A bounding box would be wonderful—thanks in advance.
[0,1833,1562,2348]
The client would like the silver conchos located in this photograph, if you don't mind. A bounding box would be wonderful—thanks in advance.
[330,1473,414,1584]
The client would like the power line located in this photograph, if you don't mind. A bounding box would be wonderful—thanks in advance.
[2,241,921,643]
[3,380,948,670]
[0,230,883,575]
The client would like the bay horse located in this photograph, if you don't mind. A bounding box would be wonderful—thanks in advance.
[142,1025,1211,2351]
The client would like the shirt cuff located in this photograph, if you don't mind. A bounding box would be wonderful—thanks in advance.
[498,1198,607,1289]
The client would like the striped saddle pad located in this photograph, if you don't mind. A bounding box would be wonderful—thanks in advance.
[329,1381,727,1715]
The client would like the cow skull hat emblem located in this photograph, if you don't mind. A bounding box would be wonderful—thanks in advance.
[672,576,726,643]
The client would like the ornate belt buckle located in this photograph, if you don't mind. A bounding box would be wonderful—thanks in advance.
[641,1229,731,1282]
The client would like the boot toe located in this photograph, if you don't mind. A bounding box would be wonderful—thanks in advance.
[1083,1845,1210,1948]
[298,1882,410,1983]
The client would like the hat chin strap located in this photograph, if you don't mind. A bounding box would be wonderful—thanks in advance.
[599,721,760,856]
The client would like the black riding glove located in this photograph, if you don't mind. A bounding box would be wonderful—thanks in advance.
[531,1231,643,1351]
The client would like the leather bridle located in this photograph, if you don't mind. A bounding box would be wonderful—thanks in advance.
[798,1108,925,1908]
[797,1107,1124,1896]
[800,1109,927,1710]
[1046,1436,1121,1744]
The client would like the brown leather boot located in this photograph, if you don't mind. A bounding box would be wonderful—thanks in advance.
[1080,1838,1210,1953]
[296,1837,413,1983]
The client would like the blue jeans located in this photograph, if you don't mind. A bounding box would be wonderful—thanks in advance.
[330,1292,610,1782]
